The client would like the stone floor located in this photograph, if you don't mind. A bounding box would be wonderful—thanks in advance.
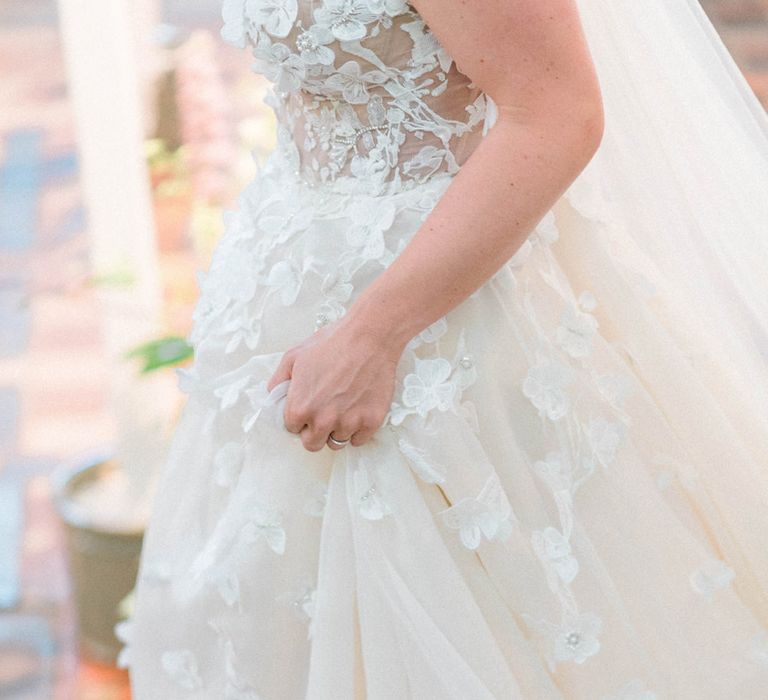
[0,1,765,698]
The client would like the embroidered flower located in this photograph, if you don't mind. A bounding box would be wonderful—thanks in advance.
[324,60,389,104]
[276,576,317,625]
[314,0,379,41]
[223,310,263,354]
[350,143,393,186]
[295,23,335,65]
[251,0,298,38]
[553,612,602,664]
[265,257,308,305]
[161,649,203,690]
[533,451,574,494]
[352,465,392,520]
[521,356,575,421]
[242,505,287,555]
[584,417,626,469]
[253,42,306,93]
[221,0,256,49]
[366,0,409,16]
[523,610,602,671]
[401,357,458,417]
[439,473,515,550]
[345,199,396,261]
[689,557,735,599]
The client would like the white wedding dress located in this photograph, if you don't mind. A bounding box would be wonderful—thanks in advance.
[125,1,768,698]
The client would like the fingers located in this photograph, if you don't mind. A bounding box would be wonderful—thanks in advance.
[325,430,353,451]
[267,349,296,393]
[298,412,356,452]
[348,409,385,447]
[302,412,387,451]
[287,409,386,452]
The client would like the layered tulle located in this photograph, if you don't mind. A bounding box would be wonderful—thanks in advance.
[125,144,768,699]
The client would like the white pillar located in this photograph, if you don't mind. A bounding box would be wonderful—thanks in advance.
[57,0,175,524]
[57,0,162,316]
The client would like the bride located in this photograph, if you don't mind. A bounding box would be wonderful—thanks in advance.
[125,0,768,697]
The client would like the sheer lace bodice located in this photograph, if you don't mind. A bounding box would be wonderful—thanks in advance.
[222,0,494,195]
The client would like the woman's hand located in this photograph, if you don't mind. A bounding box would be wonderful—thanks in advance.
[266,315,405,452]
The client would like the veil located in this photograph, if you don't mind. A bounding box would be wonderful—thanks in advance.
[530,0,768,451]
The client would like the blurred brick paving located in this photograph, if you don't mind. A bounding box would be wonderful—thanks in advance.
[0,1,765,699]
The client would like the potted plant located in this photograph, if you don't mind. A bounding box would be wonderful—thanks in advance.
[50,335,193,666]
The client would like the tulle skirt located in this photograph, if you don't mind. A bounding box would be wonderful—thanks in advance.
[126,146,768,699]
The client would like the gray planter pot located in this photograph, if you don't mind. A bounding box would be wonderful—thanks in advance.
[50,454,145,666]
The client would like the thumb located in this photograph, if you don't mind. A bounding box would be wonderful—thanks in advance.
[267,350,295,393]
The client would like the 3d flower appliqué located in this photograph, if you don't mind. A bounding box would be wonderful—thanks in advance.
[522,355,575,421]
[345,198,397,261]
[353,465,392,520]
[253,43,306,93]
[324,60,389,103]
[265,257,308,305]
[276,575,317,638]
[401,357,458,417]
[314,0,380,41]
[242,505,287,555]
[251,0,298,38]
[553,612,602,664]
[523,610,603,671]
[584,417,627,469]
[295,24,335,65]
[531,526,579,584]
[439,473,516,550]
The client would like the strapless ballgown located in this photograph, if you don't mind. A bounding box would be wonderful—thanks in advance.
[125,1,768,698]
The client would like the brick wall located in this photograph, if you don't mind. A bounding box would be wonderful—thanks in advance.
[701,0,768,107]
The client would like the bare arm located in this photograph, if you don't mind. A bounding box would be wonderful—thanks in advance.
[345,0,604,350]
[268,0,604,451]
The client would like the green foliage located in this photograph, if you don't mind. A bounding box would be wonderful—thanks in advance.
[125,335,193,373]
